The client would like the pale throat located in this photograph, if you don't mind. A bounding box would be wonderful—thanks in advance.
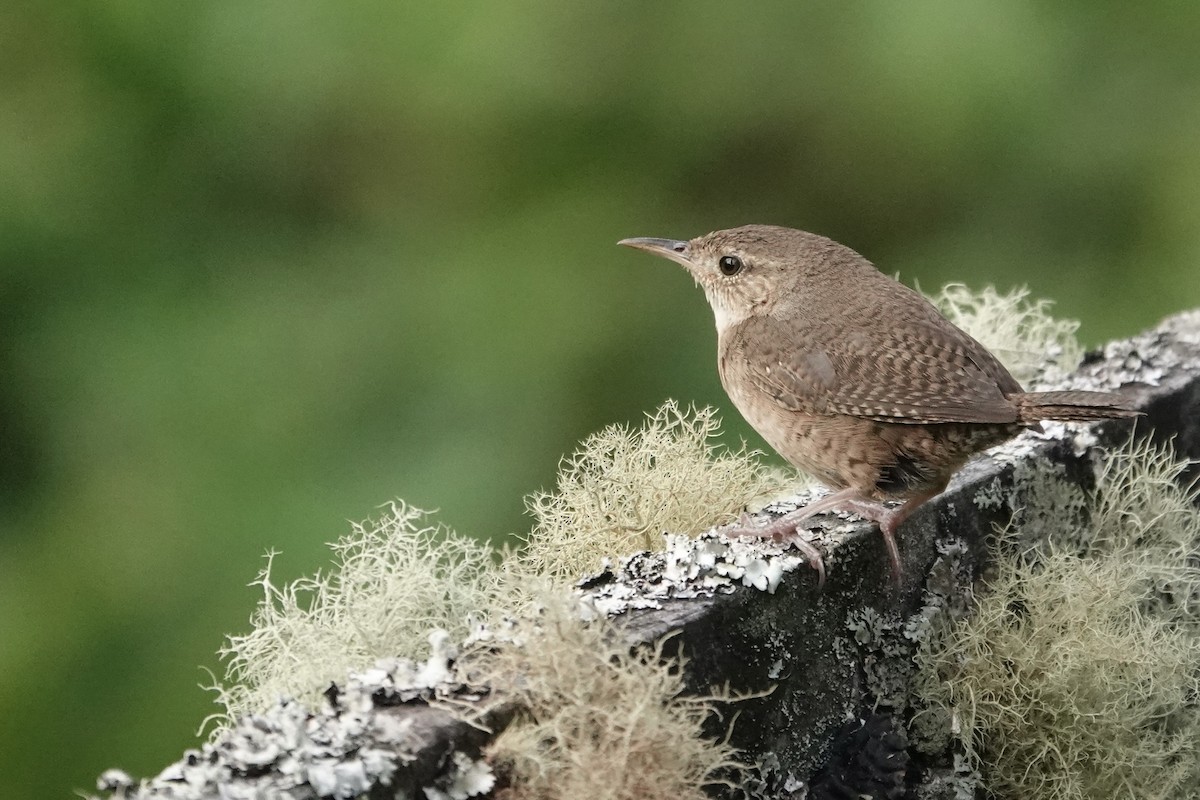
[705,290,752,333]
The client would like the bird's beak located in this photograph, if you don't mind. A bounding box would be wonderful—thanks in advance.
[617,237,692,268]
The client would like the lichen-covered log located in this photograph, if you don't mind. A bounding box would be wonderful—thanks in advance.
[94,310,1200,800]
[595,311,1200,796]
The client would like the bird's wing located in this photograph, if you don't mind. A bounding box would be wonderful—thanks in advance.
[734,314,1022,424]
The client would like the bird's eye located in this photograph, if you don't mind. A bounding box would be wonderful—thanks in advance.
[718,255,743,276]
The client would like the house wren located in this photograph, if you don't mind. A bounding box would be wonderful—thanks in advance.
[619,224,1138,584]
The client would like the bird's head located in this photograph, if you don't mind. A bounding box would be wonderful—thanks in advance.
[619,224,856,333]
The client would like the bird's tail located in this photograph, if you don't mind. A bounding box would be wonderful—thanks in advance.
[1015,390,1141,423]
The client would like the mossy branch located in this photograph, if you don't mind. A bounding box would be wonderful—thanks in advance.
[92,306,1200,800]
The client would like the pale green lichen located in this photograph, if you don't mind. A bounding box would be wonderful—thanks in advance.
[455,601,742,800]
[915,437,1200,800]
[212,501,511,725]
[522,400,789,582]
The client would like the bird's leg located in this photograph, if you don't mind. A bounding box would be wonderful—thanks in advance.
[735,485,945,585]
[830,487,945,584]
[731,487,870,588]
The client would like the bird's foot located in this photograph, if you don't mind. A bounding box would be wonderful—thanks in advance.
[833,500,902,584]
[730,513,826,588]
[830,489,944,585]
[729,487,921,587]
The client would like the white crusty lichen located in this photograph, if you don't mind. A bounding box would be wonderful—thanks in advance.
[94,686,414,800]
[522,400,790,583]
[914,436,1200,800]
[581,481,880,615]
[423,752,496,800]
[583,520,837,618]
[95,635,518,800]
[1075,308,1200,391]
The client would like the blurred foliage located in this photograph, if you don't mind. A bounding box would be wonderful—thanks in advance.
[1,2,1199,796]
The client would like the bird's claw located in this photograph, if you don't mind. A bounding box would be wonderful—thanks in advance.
[727,512,827,588]
[784,530,827,589]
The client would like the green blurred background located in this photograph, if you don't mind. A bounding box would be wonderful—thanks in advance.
[3,2,1199,796]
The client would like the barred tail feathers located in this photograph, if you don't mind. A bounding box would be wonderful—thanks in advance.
[1015,390,1141,423]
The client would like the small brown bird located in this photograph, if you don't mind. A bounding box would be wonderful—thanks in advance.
[620,225,1138,584]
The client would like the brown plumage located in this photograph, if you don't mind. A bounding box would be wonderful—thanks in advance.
[619,224,1138,584]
